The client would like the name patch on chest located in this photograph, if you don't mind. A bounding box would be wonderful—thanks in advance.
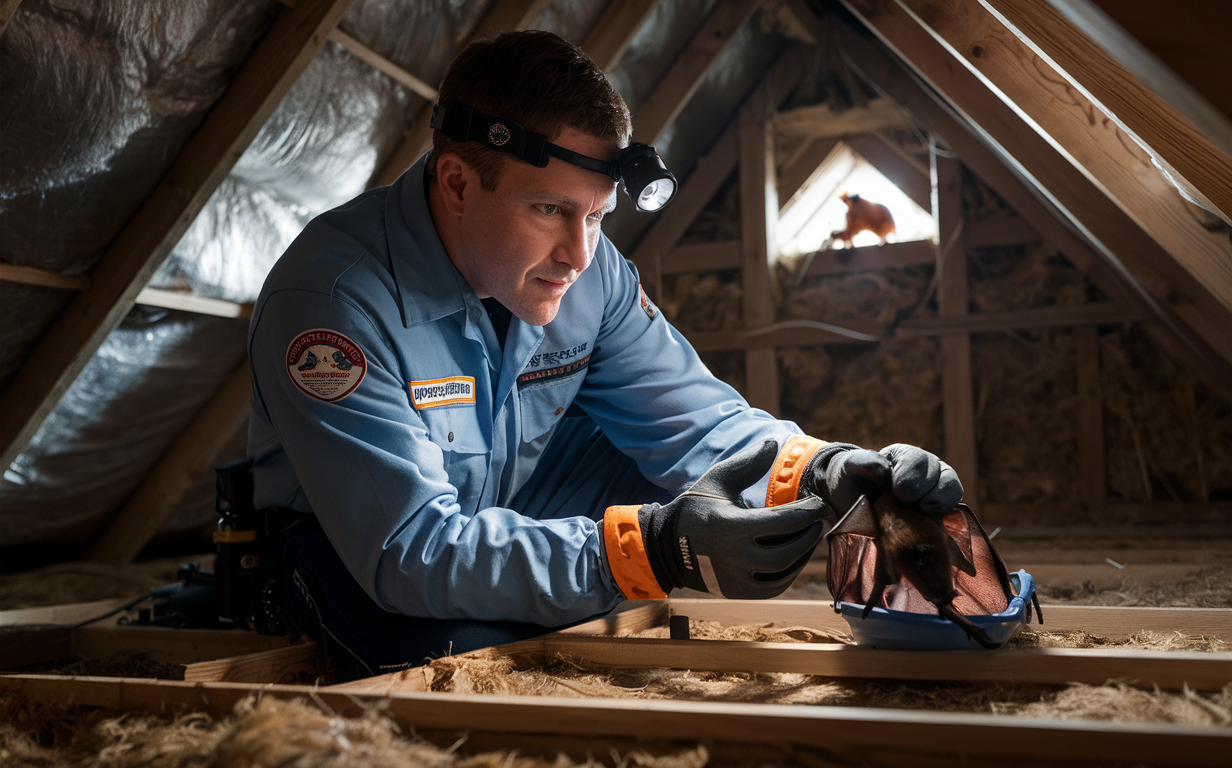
[410,376,476,409]
[286,329,367,402]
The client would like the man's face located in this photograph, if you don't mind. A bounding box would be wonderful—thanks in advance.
[442,127,620,326]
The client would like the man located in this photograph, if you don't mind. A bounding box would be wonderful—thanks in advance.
[247,31,960,677]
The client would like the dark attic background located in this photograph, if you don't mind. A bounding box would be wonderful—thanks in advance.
[1,0,1230,577]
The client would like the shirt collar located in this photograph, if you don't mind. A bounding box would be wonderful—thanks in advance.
[384,152,471,328]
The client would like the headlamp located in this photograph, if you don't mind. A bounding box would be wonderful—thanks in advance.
[430,101,677,212]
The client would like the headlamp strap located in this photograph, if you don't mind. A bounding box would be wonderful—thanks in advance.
[431,101,620,180]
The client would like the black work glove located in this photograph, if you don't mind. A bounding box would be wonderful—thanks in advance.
[806,442,963,519]
[638,439,827,599]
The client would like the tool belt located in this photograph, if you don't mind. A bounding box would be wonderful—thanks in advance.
[214,457,307,635]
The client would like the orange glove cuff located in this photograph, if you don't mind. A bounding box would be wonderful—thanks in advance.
[603,505,667,600]
[766,435,829,507]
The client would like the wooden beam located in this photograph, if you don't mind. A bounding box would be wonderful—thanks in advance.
[631,0,764,145]
[367,0,550,189]
[1075,325,1106,518]
[935,151,979,510]
[833,1,1232,386]
[776,136,841,211]
[0,0,355,470]
[579,0,661,71]
[629,45,813,286]
[134,288,253,319]
[844,133,932,210]
[803,238,935,278]
[0,263,91,291]
[86,362,252,564]
[894,302,1138,337]
[981,0,1232,224]
[0,597,132,628]
[4,675,1228,767]
[487,634,1232,692]
[72,625,289,665]
[738,76,780,415]
[0,0,20,38]
[667,598,1232,641]
[328,29,437,100]
[687,320,882,353]
[774,98,905,138]
[663,240,741,274]
[183,641,321,684]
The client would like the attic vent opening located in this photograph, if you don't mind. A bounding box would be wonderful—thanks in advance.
[777,142,935,256]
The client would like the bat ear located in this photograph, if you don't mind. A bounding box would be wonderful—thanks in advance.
[941,508,977,575]
[827,495,879,540]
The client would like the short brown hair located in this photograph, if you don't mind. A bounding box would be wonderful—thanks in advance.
[427,30,631,190]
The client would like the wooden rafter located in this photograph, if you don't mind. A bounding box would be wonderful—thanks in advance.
[776,136,841,211]
[843,133,930,210]
[897,0,1232,346]
[0,0,356,469]
[982,0,1232,224]
[817,9,1232,402]
[328,28,437,100]
[835,0,1232,386]
[579,0,661,72]
[85,362,252,564]
[0,264,90,292]
[631,0,765,145]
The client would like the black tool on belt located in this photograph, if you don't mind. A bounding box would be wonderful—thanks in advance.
[214,458,302,635]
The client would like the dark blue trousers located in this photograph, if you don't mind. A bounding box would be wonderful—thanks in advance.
[275,413,670,678]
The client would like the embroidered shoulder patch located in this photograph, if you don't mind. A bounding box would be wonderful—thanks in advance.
[286,329,367,402]
[410,376,476,409]
[636,282,657,320]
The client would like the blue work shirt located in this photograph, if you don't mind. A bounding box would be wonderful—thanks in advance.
[247,154,800,626]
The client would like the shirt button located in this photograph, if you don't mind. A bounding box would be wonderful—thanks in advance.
[448,431,454,442]
[554,407,564,416]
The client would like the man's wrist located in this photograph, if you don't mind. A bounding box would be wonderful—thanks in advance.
[803,443,860,502]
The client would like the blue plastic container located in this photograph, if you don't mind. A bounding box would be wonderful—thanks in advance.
[837,570,1037,650]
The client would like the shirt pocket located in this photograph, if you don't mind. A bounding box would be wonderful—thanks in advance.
[519,373,585,443]
[419,407,488,494]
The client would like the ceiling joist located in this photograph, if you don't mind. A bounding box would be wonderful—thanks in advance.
[0,0,356,469]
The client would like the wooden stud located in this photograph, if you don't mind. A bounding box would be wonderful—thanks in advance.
[328,29,438,100]
[3,675,1228,767]
[0,264,90,291]
[579,0,662,72]
[367,0,550,189]
[982,0,1232,224]
[687,321,881,353]
[0,0,356,470]
[1075,325,1106,518]
[934,151,979,510]
[833,1,1232,387]
[738,79,780,415]
[631,0,765,146]
[86,362,252,564]
[134,288,254,319]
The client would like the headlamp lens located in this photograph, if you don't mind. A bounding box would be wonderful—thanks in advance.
[636,178,676,212]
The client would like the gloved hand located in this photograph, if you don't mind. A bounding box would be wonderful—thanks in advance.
[633,439,826,599]
[807,442,963,519]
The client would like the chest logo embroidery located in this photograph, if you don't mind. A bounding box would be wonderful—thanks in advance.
[409,376,476,409]
[286,329,366,402]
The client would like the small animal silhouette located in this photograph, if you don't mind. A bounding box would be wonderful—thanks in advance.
[833,193,895,247]
[297,350,318,371]
[332,351,353,370]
